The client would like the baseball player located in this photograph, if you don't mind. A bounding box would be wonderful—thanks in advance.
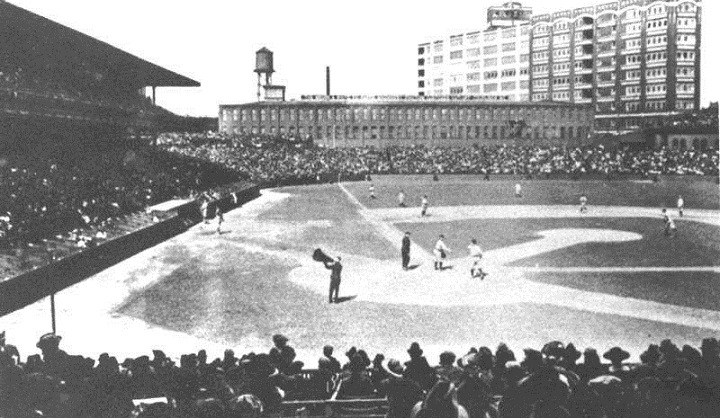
[433,234,451,270]
[579,194,588,214]
[420,195,429,217]
[398,190,406,207]
[467,239,487,279]
[215,206,224,234]
[369,183,376,199]
[515,183,522,198]
[677,195,684,217]
[662,208,677,238]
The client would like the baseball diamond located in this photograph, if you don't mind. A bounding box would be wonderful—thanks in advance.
[2,176,718,366]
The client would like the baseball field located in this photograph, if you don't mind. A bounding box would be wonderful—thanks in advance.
[1,175,719,365]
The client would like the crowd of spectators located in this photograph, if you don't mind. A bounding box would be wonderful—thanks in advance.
[157,132,719,186]
[2,331,720,418]
[0,144,240,277]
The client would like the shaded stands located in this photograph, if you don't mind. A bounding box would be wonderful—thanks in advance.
[0,0,199,128]
[0,181,259,316]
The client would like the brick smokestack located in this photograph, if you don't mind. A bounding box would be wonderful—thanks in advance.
[326,66,330,96]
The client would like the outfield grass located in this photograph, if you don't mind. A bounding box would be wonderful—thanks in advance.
[345,175,720,210]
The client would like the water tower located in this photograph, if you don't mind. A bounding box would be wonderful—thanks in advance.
[255,47,274,100]
[254,47,285,101]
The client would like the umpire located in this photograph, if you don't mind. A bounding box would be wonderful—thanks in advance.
[401,231,411,270]
[325,256,343,303]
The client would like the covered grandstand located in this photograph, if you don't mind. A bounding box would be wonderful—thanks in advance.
[0,0,199,136]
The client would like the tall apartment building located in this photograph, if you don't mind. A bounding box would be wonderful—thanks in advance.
[529,0,702,133]
[419,0,702,135]
[417,2,533,101]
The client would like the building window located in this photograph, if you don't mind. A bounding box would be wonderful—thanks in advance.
[502,55,516,65]
[450,50,463,60]
[483,45,498,55]
[433,56,444,64]
[484,57,497,67]
[467,60,481,69]
[467,72,481,82]
[450,86,464,95]
[501,81,516,91]
[484,83,498,93]
[467,48,481,57]
[502,42,516,52]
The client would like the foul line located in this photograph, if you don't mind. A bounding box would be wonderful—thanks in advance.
[522,266,720,274]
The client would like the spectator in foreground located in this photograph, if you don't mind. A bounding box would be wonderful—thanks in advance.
[380,358,425,418]
[404,342,435,391]
[410,380,468,418]
[336,354,376,399]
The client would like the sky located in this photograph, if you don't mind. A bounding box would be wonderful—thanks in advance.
[11,0,719,117]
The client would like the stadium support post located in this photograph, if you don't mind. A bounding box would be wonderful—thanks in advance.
[50,293,56,334]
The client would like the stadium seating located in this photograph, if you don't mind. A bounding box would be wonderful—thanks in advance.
[0,144,242,280]
[156,132,719,188]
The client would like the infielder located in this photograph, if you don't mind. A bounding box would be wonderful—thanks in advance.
[677,195,684,217]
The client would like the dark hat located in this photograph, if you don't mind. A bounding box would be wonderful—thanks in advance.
[407,342,423,357]
[701,338,718,357]
[496,343,516,363]
[476,347,494,369]
[272,334,288,345]
[542,341,566,360]
[439,351,456,366]
[346,346,357,359]
[659,339,681,358]
[323,345,334,356]
[522,349,543,370]
[36,333,61,349]
[681,345,702,365]
[564,344,582,362]
[583,348,601,365]
[640,344,661,365]
[603,347,630,363]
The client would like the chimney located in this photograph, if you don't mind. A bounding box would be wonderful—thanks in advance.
[326,66,330,96]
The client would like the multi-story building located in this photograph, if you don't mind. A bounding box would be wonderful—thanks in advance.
[418,2,533,101]
[219,95,594,148]
[529,0,702,133]
[419,0,702,135]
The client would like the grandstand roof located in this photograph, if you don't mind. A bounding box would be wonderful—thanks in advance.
[0,1,200,88]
